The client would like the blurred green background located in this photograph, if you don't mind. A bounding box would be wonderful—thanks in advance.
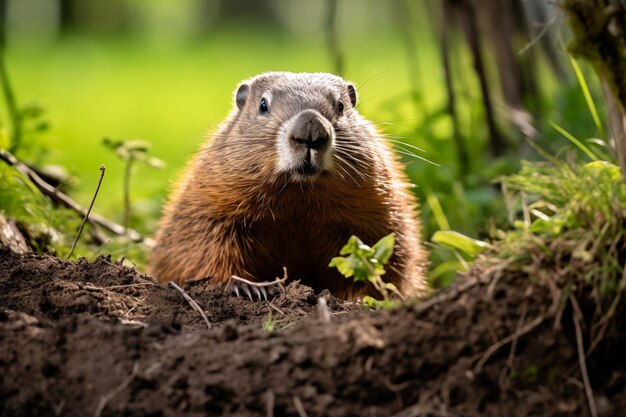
[0,0,608,280]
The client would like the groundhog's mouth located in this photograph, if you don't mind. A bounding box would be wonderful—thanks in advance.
[297,160,320,176]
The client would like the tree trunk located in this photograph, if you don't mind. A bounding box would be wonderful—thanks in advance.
[562,0,626,179]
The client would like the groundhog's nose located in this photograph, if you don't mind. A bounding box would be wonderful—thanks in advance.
[290,109,332,150]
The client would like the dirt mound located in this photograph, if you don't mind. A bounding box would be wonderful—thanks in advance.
[1,250,625,416]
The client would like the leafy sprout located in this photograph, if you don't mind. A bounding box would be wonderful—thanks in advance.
[329,233,402,308]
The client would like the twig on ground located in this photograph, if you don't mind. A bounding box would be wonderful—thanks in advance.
[472,314,544,374]
[0,148,149,245]
[292,395,309,417]
[93,362,139,417]
[268,302,286,316]
[67,165,105,259]
[570,294,598,417]
[265,389,275,417]
[169,281,211,329]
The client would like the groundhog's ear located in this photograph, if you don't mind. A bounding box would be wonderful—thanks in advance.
[347,84,357,107]
[235,84,249,110]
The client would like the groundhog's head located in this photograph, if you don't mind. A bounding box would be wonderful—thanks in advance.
[219,72,367,183]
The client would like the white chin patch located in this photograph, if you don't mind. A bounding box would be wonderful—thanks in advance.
[275,115,334,177]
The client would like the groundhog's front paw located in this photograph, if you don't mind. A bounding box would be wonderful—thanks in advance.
[225,275,287,301]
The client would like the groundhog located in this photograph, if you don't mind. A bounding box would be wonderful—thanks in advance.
[149,72,427,300]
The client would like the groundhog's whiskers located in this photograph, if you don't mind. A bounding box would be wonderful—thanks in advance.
[332,152,362,185]
[384,138,426,153]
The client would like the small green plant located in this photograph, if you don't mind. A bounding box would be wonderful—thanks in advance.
[429,230,490,288]
[329,233,402,308]
[102,138,164,232]
[262,310,276,332]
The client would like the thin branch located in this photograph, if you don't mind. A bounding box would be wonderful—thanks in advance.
[0,148,148,244]
[292,396,309,417]
[67,165,106,259]
[169,281,211,329]
[570,294,598,417]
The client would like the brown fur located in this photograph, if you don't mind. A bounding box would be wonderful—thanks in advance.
[149,72,427,300]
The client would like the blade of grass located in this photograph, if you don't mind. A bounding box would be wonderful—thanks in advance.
[570,57,605,137]
[549,121,598,161]
[424,186,450,231]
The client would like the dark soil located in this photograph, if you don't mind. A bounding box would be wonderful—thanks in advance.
[1,249,625,416]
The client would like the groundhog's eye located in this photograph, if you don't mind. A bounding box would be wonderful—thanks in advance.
[259,98,269,115]
[337,99,345,116]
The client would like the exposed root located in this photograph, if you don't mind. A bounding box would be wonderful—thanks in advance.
[169,281,211,329]
[570,294,598,417]
[93,363,139,417]
[472,314,545,374]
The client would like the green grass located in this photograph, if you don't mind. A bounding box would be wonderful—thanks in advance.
[4,29,448,235]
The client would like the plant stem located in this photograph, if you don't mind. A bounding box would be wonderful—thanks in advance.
[0,50,21,152]
[67,165,106,259]
[325,0,344,77]
[123,158,133,233]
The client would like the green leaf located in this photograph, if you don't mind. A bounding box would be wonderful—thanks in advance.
[0,127,9,149]
[432,230,489,259]
[328,256,354,278]
[549,120,598,161]
[339,235,362,256]
[372,233,395,264]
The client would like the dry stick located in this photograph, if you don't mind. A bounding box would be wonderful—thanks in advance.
[292,396,309,417]
[168,281,211,329]
[0,149,146,243]
[93,362,139,417]
[570,294,599,417]
[67,165,105,259]
[265,389,275,417]
[473,314,544,374]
